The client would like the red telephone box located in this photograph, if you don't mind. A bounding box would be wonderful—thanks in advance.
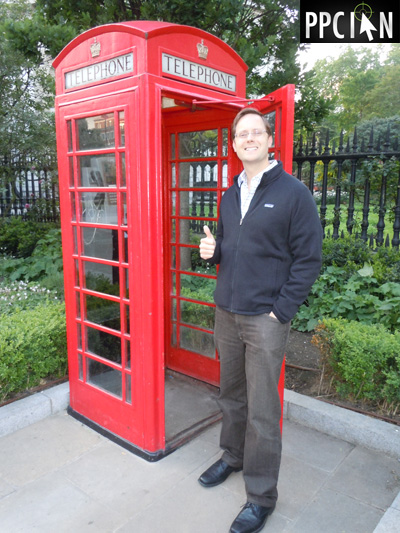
[53,21,294,460]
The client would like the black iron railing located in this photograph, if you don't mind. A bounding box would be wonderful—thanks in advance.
[0,154,59,222]
[293,127,400,248]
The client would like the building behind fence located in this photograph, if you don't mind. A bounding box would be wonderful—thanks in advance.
[1,125,400,248]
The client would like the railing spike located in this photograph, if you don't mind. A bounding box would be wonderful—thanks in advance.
[383,124,391,151]
[353,127,358,152]
[369,234,374,248]
[323,130,330,155]
[310,132,317,156]
[338,130,344,153]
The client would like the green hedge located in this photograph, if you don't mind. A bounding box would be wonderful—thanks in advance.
[313,318,400,409]
[0,301,68,401]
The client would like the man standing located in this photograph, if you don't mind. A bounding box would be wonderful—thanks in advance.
[198,108,322,533]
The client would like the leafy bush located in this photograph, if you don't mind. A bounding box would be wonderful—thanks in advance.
[293,263,400,332]
[0,301,68,401]
[0,218,59,258]
[312,318,400,410]
[321,234,371,269]
[0,227,63,283]
[293,236,400,331]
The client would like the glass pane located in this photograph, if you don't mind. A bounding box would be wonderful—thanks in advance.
[123,268,129,299]
[120,153,126,187]
[79,192,118,225]
[81,228,119,261]
[86,295,120,331]
[222,128,228,156]
[264,111,276,145]
[171,219,176,243]
[179,247,216,274]
[87,359,122,398]
[125,373,131,404]
[170,134,175,159]
[123,231,128,263]
[181,301,215,329]
[171,246,176,269]
[180,274,216,303]
[119,111,125,147]
[77,323,82,350]
[180,191,217,218]
[67,121,73,152]
[180,326,215,358]
[84,261,120,297]
[171,192,176,215]
[69,157,74,187]
[75,260,80,287]
[70,193,76,222]
[171,298,177,320]
[179,130,218,158]
[222,161,228,188]
[121,193,127,226]
[179,247,196,271]
[78,154,116,187]
[76,292,81,318]
[171,272,176,295]
[123,303,130,335]
[73,226,78,254]
[125,339,131,369]
[77,113,115,150]
[87,326,121,364]
[179,162,218,188]
[171,163,176,187]
[78,353,83,380]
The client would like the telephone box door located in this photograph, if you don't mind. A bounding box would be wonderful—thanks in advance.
[57,91,146,445]
[163,85,295,386]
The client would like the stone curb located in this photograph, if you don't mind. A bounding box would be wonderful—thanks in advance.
[0,382,69,438]
[283,389,400,460]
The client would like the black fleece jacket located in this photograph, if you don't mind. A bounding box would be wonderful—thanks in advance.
[208,161,323,324]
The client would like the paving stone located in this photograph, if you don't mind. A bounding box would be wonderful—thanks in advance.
[0,413,101,486]
[326,446,400,510]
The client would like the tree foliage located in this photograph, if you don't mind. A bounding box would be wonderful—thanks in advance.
[309,44,400,135]
[33,0,302,96]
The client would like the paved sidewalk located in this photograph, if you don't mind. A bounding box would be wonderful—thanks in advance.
[0,388,399,532]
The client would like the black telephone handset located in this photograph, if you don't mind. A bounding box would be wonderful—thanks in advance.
[89,170,105,208]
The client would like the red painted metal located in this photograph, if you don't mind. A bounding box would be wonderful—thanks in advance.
[53,21,294,458]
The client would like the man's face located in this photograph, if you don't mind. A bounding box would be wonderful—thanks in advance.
[232,113,272,166]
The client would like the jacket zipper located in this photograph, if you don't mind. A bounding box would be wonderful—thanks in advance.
[230,184,266,310]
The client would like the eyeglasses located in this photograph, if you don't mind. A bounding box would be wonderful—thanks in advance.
[235,129,267,139]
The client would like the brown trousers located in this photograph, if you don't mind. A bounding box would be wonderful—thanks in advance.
[214,306,290,507]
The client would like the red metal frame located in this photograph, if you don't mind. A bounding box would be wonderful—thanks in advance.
[53,21,294,458]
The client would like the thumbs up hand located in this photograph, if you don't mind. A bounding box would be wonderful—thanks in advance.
[199,225,216,260]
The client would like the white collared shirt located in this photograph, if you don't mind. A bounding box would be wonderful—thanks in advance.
[238,160,278,219]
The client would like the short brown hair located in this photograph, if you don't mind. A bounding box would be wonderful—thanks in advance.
[231,108,273,139]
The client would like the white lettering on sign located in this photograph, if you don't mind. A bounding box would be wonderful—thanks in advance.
[162,53,236,92]
[65,53,134,89]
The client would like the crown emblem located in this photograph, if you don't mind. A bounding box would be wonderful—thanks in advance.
[197,40,208,60]
[90,38,101,58]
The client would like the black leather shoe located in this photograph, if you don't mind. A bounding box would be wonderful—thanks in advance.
[229,502,275,533]
[198,459,242,488]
